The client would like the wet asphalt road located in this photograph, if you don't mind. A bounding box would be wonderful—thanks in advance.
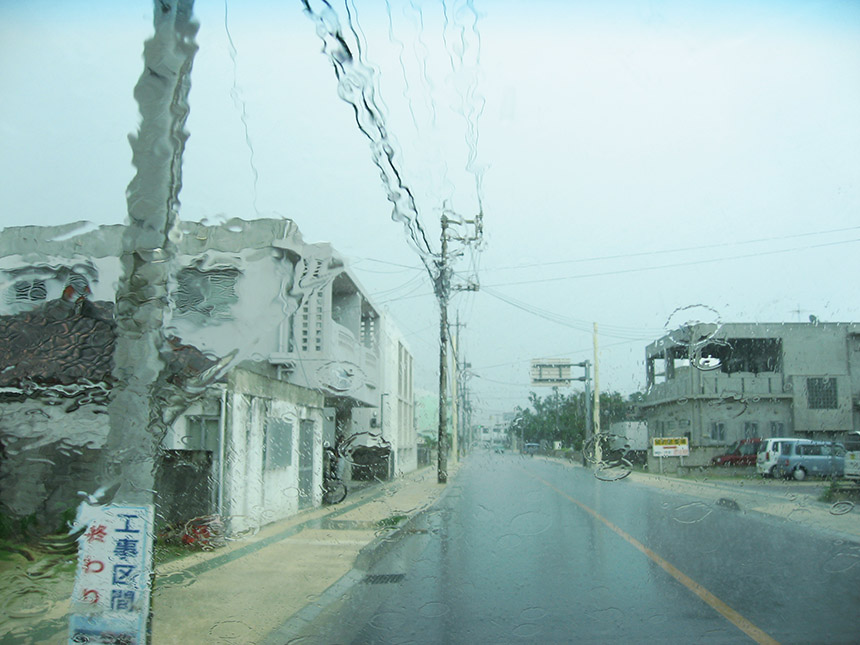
[288,453,860,644]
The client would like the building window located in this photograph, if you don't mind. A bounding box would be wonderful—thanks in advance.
[710,422,726,441]
[186,416,220,451]
[807,377,837,409]
[769,421,785,437]
[11,279,47,303]
[743,422,759,438]
[174,267,239,319]
[65,272,90,295]
[264,418,293,470]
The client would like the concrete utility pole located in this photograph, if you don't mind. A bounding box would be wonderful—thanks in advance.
[460,356,472,455]
[451,313,471,460]
[451,325,459,465]
[95,3,197,643]
[436,214,450,483]
[573,360,592,460]
[592,322,602,463]
[434,210,481,483]
[582,361,593,443]
[106,0,197,503]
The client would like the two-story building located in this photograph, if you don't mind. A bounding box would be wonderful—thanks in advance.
[640,321,860,470]
[0,218,417,534]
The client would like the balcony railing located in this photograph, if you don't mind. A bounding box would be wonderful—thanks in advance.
[362,346,379,388]
[646,371,789,405]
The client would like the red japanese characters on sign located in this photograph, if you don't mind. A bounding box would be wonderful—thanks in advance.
[68,504,154,645]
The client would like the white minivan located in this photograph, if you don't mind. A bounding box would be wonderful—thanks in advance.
[757,438,793,477]
[843,431,860,481]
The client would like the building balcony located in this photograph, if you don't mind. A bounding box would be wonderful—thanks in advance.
[333,322,360,362]
[644,369,790,407]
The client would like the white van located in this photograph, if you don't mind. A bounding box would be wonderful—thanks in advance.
[843,431,860,481]
[757,438,794,477]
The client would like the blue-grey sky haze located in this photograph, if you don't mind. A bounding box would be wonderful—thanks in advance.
[2,0,859,422]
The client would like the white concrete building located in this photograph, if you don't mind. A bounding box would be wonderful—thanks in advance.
[351,316,417,477]
[162,369,326,534]
[0,217,416,534]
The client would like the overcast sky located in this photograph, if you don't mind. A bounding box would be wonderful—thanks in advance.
[2,0,859,423]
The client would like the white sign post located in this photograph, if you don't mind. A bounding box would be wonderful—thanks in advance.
[69,504,155,645]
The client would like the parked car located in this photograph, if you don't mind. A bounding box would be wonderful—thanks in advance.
[844,431,860,481]
[757,437,794,477]
[523,443,539,456]
[711,438,763,467]
[773,439,845,481]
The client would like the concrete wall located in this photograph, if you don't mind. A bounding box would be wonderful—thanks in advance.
[0,395,108,533]
[384,317,416,475]
[781,325,855,433]
[349,316,417,476]
[0,368,324,536]
[219,369,324,534]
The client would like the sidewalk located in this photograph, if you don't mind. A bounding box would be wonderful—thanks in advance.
[0,464,458,645]
[544,456,860,541]
[152,463,457,644]
[625,468,860,540]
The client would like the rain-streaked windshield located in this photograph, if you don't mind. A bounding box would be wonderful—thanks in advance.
[1,2,860,644]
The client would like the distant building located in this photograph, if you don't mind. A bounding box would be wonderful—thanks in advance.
[640,321,860,469]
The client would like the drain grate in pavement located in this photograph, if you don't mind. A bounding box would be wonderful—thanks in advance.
[362,573,406,585]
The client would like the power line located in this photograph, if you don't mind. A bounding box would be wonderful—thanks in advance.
[352,257,425,271]
[368,271,428,299]
[481,287,662,339]
[481,225,860,273]
[481,237,860,289]
[473,374,530,387]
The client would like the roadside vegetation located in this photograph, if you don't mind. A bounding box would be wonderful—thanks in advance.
[510,390,641,449]
[819,480,860,504]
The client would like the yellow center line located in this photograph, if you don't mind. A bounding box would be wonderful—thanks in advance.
[525,469,780,645]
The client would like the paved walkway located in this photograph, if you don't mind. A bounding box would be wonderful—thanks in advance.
[0,463,458,645]
[151,464,458,644]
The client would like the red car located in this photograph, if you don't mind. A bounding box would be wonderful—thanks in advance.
[711,438,763,467]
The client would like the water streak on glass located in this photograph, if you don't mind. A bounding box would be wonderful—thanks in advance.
[301,0,435,269]
[441,0,485,209]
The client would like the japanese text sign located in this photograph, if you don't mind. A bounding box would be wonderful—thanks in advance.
[652,437,690,457]
[69,504,154,645]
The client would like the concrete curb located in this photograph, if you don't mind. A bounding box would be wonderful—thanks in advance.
[262,466,460,645]
[262,508,437,645]
[353,508,426,572]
